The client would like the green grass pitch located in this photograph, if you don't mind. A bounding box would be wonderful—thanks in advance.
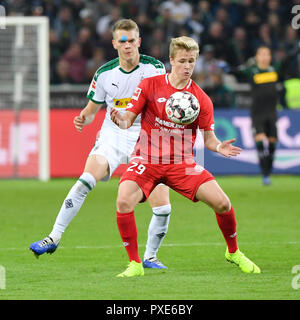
[0,176,299,300]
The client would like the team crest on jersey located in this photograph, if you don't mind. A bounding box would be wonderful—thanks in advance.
[113,98,131,108]
[132,87,142,101]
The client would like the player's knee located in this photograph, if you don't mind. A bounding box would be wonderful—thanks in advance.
[214,198,231,214]
[116,197,134,213]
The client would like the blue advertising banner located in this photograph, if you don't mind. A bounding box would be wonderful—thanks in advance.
[198,110,300,175]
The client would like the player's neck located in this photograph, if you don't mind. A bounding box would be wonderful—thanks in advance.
[168,73,190,89]
[119,55,140,72]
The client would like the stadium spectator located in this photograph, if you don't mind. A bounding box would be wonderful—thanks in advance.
[135,12,155,53]
[96,6,121,36]
[77,27,94,60]
[68,0,86,21]
[213,6,234,38]
[52,59,73,84]
[78,8,97,39]
[201,21,231,62]
[5,0,299,94]
[252,23,277,51]
[206,70,236,109]
[211,0,242,26]
[52,6,77,52]
[194,44,224,89]
[159,0,192,26]
[30,2,44,17]
[60,42,87,84]
[50,29,63,83]
[195,0,213,29]
[86,47,107,80]
[146,27,169,63]
[5,0,29,16]
[185,11,204,45]
[86,0,115,24]
[228,26,252,66]
[95,27,116,61]
[155,6,180,43]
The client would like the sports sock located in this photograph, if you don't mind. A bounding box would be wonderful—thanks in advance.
[116,211,141,263]
[215,206,238,253]
[255,141,268,176]
[266,141,276,175]
[49,172,96,243]
[144,204,171,259]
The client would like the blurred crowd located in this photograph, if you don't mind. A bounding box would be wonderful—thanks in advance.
[3,0,300,108]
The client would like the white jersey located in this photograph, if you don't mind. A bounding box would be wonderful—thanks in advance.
[86,54,165,180]
[87,54,165,129]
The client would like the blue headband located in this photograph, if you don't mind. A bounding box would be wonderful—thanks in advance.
[120,35,128,42]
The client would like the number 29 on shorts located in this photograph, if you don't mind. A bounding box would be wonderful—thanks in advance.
[127,161,146,175]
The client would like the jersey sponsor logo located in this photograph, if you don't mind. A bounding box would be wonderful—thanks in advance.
[113,98,131,108]
[132,87,142,101]
[157,97,167,103]
[253,71,278,84]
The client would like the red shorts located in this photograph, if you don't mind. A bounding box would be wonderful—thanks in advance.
[120,159,215,202]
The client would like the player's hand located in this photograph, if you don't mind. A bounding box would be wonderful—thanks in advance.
[73,114,86,132]
[110,108,126,128]
[217,138,242,158]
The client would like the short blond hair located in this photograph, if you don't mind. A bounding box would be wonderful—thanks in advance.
[112,19,139,39]
[169,36,199,58]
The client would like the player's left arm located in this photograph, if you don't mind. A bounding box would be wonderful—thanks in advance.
[204,130,242,158]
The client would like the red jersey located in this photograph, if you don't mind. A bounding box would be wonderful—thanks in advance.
[128,74,215,164]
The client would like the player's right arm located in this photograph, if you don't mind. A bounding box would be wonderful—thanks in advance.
[74,100,104,132]
[110,109,137,129]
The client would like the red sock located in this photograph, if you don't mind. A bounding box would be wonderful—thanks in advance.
[116,211,141,263]
[215,206,238,253]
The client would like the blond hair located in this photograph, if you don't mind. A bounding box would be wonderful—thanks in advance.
[112,19,139,39]
[169,36,199,58]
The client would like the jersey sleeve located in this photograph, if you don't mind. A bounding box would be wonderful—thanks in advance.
[197,90,215,131]
[126,79,149,116]
[86,72,106,104]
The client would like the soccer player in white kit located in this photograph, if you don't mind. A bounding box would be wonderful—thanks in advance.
[30,19,171,269]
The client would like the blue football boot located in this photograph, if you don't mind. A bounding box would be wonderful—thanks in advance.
[263,176,271,186]
[143,257,167,269]
[30,236,59,258]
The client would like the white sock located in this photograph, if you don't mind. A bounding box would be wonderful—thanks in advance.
[49,172,96,243]
[144,204,171,259]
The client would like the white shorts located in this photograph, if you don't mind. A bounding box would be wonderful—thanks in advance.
[89,118,140,181]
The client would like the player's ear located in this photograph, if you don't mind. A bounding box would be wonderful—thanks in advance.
[112,39,117,50]
[137,37,141,48]
[169,56,174,67]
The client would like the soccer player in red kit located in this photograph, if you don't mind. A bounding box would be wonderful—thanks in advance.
[111,36,261,277]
